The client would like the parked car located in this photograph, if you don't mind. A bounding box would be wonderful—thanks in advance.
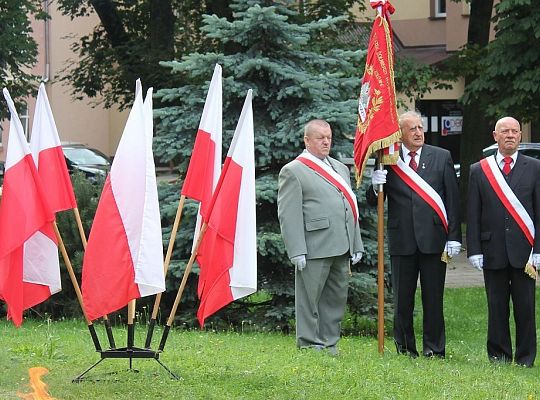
[62,143,111,180]
[482,142,540,159]
[455,142,540,179]
[0,143,110,188]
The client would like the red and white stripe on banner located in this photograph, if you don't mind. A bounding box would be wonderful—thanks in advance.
[296,153,359,221]
[390,158,448,232]
[480,156,534,246]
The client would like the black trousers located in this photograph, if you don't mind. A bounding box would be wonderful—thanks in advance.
[483,266,536,367]
[391,251,446,356]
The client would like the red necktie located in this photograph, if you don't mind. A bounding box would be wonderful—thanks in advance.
[409,151,418,171]
[502,157,512,175]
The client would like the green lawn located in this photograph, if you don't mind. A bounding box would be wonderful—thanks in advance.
[1,287,539,399]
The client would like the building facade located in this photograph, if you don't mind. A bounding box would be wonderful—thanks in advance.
[357,0,532,165]
[0,2,127,161]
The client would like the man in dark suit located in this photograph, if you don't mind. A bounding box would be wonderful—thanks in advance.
[467,116,540,367]
[278,119,364,355]
[367,111,461,357]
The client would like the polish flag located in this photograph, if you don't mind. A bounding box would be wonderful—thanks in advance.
[197,89,257,326]
[25,83,78,320]
[180,64,222,297]
[30,83,77,212]
[0,88,56,326]
[82,80,165,321]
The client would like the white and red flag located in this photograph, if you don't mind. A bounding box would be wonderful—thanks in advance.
[82,80,165,321]
[197,89,257,326]
[0,88,57,326]
[180,64,223,297]
[30,83,77,212]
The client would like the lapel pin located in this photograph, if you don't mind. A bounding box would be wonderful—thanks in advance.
[422,163,425,169]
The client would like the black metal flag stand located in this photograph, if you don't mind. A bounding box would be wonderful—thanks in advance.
[73,311,179,382]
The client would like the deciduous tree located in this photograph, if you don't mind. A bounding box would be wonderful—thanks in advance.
[0,0,46,119]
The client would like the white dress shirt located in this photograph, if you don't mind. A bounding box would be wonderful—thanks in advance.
[495,150,517,172]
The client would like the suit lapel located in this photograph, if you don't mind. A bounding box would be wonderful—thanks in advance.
[509,153,527,188]
[417,145,432,178]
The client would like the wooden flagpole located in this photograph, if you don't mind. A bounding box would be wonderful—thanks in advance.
[72,207,116,348]
[53,222,101,351]
[376,151,386,354]
[144,195,186,348]
[127,300,136,350]
[72,207,87,248]
[158,222,208,351]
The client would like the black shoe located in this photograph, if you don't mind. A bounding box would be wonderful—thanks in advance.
[489,355,511,364]
[423,350,445,359]
[395,344,419,358]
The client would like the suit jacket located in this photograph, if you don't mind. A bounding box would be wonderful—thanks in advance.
[466,153,540,269]
[277,155,363,260]
[367,144,461,256]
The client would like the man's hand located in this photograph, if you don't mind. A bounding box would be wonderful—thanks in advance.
[351,252,363,265]
[291,255,306,271]
[468,254,484,271]
[371,169,387,186]
[446,241,461,258]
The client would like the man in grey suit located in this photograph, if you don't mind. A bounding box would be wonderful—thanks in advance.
[467,116,540,367]
[277,119,364,355]
[368,111,461,358]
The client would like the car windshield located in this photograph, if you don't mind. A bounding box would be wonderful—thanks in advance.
[64,147,109,166]
[521,149,540,160]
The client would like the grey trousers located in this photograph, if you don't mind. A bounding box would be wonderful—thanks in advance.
[295,253,349,348]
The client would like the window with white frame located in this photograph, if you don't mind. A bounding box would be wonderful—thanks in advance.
[435,0,446,18]
[19,106,30,140]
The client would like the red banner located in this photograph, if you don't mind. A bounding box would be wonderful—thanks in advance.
[353,2,400,183]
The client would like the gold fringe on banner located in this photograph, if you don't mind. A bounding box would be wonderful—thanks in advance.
[355,129,401,186]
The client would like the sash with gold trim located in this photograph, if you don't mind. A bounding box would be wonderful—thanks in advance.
[296,153,359,222]
[479,156,536,279]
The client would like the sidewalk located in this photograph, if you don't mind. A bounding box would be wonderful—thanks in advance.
[444,249,540,287]
[445,250,484,288]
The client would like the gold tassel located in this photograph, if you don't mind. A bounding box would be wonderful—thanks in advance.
[440,251,449,264]
[524,262,537,280]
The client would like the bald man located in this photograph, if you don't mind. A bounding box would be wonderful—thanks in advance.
[278,119,363,355]
[467,116,540,367]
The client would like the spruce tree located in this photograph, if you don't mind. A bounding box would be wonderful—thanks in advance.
[154,0,382,331]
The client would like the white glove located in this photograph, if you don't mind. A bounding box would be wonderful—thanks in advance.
[291,255,306,271]
[351,252,363,265]
[532,253,540,268]
[371,169,387,186]
[446,241,461,258]
[468,254,484,271]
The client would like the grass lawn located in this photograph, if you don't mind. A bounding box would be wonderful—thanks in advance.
[1,287,539,399]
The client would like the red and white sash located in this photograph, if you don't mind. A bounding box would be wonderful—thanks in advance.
[390,157,448,232]
[480,156,534,246]
[296,152,359,221]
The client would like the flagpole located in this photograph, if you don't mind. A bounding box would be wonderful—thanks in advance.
[144,195,186,348]
[376,150,385,354]
[158,222,208,352]
[53,222,102,352]
[127,300,136,352]
[72,207,116,349]
[73,207,88,248]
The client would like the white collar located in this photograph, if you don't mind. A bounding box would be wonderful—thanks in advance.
[401,144,422,158]
[495,150,517,165]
